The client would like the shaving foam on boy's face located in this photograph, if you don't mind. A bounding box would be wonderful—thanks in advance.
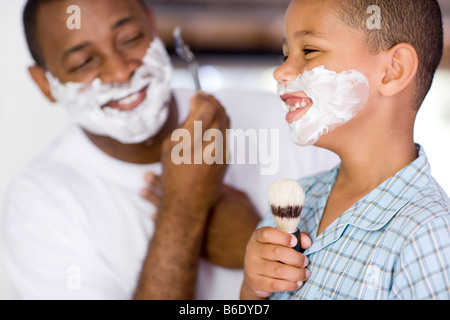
[277,66,370,146]
[46,37,173,144]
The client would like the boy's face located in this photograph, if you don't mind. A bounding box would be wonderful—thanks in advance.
[274,0,384,148]
[36,0,156,84]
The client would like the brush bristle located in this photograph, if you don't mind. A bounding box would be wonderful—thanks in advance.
[268,179,305,209]
[268,179,305,233]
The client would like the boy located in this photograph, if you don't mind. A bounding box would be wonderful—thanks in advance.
[241,0,450,300]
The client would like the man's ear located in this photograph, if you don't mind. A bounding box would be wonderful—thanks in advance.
[28,65,56,103]
[378,43,419,97]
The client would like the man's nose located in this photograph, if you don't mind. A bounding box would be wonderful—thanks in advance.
[100,52,139,84]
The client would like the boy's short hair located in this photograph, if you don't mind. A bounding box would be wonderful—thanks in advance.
[334,0,444,109]
[23,0,149,68]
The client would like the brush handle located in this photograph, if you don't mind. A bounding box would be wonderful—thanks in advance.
[292,229,302,253]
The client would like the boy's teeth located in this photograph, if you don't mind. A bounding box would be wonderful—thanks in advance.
[289,101,309,112]
[118,92,140,105]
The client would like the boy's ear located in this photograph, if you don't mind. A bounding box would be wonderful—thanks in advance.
[378,43,419,97]
[28,65,57,103]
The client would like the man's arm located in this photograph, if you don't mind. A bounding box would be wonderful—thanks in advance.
[134,201,210,299]
[202,185,261,269]
[133,92,229,300]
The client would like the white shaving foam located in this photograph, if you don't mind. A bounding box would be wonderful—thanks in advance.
[46,37,173,144]
[277,66,370,146]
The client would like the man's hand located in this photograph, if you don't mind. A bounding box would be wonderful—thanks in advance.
[240,227,312,300]
[159,91,229,215]
[134,92,230,300]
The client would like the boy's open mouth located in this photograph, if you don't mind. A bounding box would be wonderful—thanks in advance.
[102,85,149,111]
[281,93,313,124]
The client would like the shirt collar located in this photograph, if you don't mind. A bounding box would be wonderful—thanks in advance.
[344,144,431,231]
[304,145,431,255]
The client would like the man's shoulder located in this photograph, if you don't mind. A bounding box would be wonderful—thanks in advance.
[6,157,83,208]
[4,129,93,211]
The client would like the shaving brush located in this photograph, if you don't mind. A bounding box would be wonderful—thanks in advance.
[268,179,305,252]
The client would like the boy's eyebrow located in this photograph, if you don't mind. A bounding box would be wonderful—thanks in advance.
[281,30,329,47]
[294,30,328,39]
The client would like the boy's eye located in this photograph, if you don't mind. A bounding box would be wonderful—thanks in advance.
[303,49,318,56]
[280,55,289,63]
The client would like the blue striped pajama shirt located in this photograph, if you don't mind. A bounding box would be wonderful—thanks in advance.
[260,145,450,300]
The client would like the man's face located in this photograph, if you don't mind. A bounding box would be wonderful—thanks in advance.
[274,0,385,148]
[36,0,156,85]
[32,0,175,145]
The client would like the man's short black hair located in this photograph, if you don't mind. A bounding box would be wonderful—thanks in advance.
[23,0,149,68]
[334,0,444,109]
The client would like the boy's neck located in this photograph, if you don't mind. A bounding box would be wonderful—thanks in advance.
[337,139,418,192]
[317,128,417,236]
[334,111,418,193]
[331,100,419,191]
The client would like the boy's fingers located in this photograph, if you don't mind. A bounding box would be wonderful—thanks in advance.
[259,260,310,282]
[254,227,297,248]
[258,243,307,267]
[300,232,312,250]
[253,275,302,294]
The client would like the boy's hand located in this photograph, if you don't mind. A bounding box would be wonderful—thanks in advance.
[240,227,312,300]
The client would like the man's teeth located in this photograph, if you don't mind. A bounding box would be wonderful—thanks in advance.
[117,92,140,105]
[289,101,308,112]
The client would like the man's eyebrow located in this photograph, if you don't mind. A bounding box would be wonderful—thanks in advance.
[111,16,136,30]
[63,42,90,60]
[61,17,137,60]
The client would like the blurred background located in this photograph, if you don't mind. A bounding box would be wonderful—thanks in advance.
[0,0,449,299]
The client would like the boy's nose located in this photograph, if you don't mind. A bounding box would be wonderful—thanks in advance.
[273,59,301,85]
[100,53,140,84]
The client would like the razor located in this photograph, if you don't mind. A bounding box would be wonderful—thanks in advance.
[173,26,202,91]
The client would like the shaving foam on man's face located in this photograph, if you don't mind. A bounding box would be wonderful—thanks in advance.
[46,37,173,144]
[277,66,370,146]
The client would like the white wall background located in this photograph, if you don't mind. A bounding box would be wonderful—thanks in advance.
[0,0,71,300]
[1,1,449,300]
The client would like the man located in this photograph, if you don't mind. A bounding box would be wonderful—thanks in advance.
[2,0,337,299]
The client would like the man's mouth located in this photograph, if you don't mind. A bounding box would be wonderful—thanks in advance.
[103,86,148,111]
[281,93,313,124]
